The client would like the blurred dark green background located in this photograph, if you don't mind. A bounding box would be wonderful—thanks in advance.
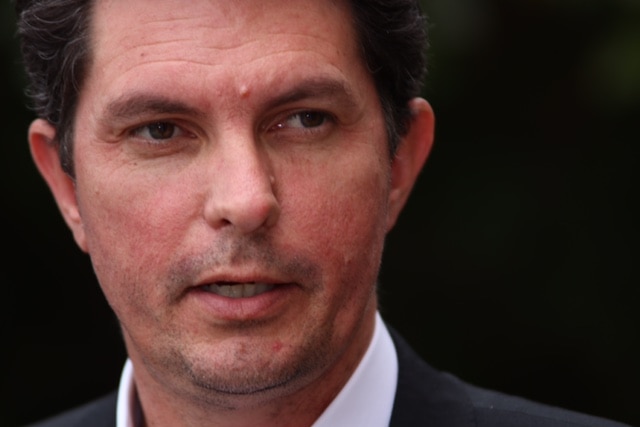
[2,0,638,426]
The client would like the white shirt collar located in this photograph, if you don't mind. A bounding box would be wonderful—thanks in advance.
[116,312,398,427]
[310,312,398,427]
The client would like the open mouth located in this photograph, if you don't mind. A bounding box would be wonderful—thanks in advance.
[201,283,276,298]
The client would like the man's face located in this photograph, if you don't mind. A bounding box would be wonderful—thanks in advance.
[53,0,409,407]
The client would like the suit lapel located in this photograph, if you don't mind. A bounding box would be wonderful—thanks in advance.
[388,327,476,427]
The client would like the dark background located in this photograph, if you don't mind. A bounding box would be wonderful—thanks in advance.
[2,0,638,426]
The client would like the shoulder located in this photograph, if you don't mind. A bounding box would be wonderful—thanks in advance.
[25,392,117,427]
[388,326,632,427]
[457,376,631,427]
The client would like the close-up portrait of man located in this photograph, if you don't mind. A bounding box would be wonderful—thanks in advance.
[2,0,638,426]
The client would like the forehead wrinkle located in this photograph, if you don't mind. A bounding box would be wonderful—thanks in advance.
[103,38,341,82]
[91,0,361,78]
[125,33,348,63]
[96,2,356,58]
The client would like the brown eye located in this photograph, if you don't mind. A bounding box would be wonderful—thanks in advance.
[267,110,335,143]
[298,111,326,128]
[146,122,176,139]
[132,121,189,143]
[278,111,331,130]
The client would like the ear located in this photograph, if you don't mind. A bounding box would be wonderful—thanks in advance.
[386,98,435,231]
[29,119,88,252]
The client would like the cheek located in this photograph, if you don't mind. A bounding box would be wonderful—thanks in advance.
[279,157,391,281]
[75,169,199,302]
[279,163,389,338]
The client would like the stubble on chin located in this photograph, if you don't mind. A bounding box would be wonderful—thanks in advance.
[165,323,334,408]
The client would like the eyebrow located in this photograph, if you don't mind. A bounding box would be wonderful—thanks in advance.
[103,94,206,123]
[263,77,359,112]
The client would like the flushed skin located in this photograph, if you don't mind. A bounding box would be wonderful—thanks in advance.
[28,0,434,426]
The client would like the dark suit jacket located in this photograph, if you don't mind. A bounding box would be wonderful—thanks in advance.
[26,331,632,427]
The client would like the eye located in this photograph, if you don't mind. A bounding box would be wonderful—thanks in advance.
[285,111,328,128]
[132,121,189,141]
[273,111,332,131]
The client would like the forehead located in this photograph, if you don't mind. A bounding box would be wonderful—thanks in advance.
[88,0,363,93]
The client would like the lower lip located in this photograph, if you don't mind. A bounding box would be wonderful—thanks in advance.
[187,284,297,322]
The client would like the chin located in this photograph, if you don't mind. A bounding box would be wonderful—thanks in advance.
[150,326,334,407]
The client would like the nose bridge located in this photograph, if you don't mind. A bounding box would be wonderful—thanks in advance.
[204,129,280,233]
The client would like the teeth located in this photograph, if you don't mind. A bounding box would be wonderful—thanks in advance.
[203,283,275,298]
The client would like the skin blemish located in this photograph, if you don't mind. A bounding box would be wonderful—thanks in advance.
[238,84,251,98]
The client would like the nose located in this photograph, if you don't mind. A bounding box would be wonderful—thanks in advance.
[203,136,280,234]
